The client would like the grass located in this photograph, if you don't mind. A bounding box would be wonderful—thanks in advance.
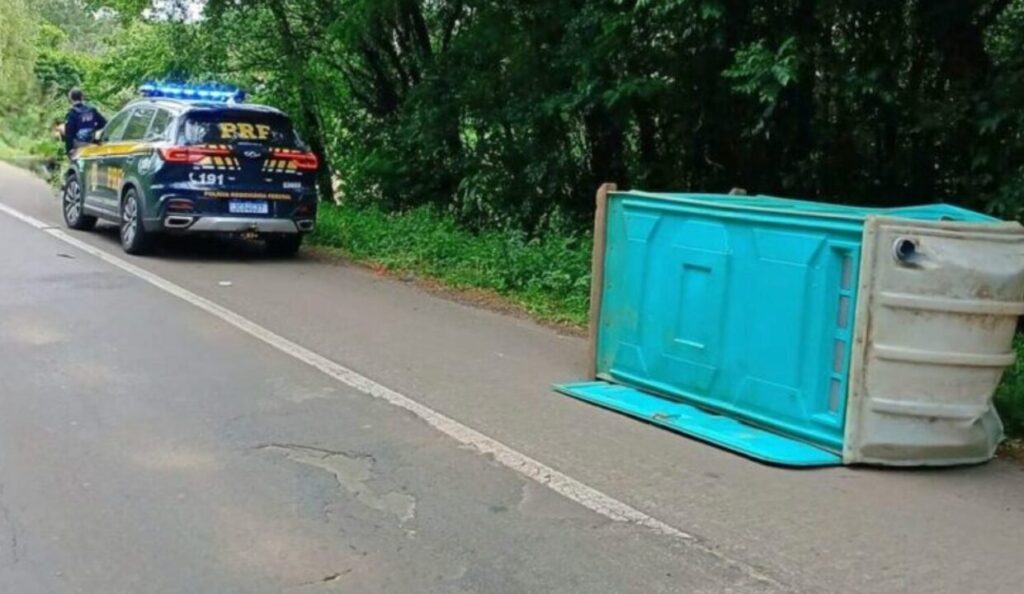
[0,131,62,183]
[310,203,593,326]
[0,138,27,161]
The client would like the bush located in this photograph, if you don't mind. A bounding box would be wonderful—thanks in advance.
[996,336,1024,438]
[310,203,592,325]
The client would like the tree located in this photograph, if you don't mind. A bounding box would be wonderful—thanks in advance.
[0,0,38,110]
[6,0,1024,226]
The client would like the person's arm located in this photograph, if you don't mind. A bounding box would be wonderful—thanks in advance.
[94,108,107,131]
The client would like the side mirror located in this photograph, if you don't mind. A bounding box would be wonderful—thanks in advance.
[93,129,104,144]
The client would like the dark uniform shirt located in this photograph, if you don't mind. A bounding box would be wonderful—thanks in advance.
[64,102,107,155]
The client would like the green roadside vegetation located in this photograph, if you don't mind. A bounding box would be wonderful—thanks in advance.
[1,0,1021,435]
[310,204,593,326]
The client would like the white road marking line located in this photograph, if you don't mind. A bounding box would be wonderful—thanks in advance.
[0,202,49,229]
[0,200,782,588]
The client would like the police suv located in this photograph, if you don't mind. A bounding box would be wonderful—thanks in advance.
[61,83,319,256]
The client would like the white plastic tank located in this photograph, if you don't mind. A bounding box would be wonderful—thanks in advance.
[845,217,1024,465]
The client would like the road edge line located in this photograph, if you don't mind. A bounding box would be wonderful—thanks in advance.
[0,200,785,589]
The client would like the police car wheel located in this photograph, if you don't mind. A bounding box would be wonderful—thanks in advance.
[266,234,302,258]
[62,175,96,231]
[120,188,151,255]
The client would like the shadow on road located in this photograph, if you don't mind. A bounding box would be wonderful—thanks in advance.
[89,222,313,264]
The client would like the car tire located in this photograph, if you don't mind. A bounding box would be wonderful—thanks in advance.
[120,187,151,255]
[62,174,97,231]
[266,234,303,258]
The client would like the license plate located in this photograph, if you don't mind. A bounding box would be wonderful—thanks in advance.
[228,200,269,215]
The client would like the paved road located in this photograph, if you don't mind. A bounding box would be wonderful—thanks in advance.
[0,161,1022,593]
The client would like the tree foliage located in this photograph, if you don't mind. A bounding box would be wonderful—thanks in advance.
[3,0,1024,228]
[0,0,38,109]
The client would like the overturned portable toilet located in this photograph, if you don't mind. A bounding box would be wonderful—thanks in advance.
[556,185,1024,466]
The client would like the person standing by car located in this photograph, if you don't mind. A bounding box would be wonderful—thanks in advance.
[62,88,107,156]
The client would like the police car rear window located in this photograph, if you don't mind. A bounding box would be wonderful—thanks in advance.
[180,113,298,147]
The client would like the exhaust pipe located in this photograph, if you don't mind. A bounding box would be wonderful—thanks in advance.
[296,220,315,232]
[165,216,195,229]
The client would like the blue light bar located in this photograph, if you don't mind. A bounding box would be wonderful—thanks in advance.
[139,82,245,103]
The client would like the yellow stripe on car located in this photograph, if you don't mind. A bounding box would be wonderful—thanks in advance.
[75,142,152,159]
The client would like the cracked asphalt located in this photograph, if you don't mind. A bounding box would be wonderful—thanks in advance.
[2,161,1024,593]
[0,164,770,593]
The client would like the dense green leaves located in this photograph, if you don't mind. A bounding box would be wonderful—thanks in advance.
[996,336,1024,437]
[724,38,799,106]
[0,0,38,108]
[3,0,1024,227]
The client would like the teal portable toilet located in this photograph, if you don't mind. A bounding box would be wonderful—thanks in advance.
[557,185,1024,466]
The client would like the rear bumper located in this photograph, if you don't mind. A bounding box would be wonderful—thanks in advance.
[160,216,315,234]
[147,188,318,235]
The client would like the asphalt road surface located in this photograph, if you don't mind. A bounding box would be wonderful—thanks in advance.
[1,160,1023,594]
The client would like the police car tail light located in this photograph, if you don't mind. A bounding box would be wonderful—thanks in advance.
[271,149,319,171]
[159,146,232,164]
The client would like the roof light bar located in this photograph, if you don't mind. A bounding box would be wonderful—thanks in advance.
[139,82,246,103]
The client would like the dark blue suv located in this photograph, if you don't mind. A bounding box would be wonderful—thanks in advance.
[61,84,319,256]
